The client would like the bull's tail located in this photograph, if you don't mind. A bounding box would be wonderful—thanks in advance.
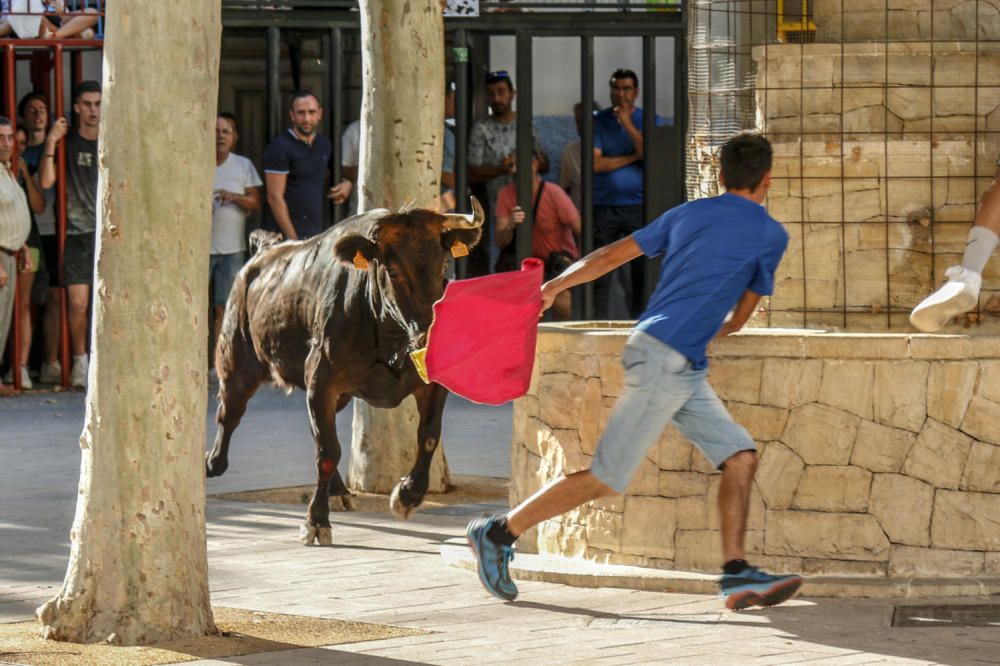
[248,229,284,256]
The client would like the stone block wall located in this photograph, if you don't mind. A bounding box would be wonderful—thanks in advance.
[753,41,1000,332]
[511,325,1000,586]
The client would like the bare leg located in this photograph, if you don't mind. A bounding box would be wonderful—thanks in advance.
[15,270,34,368]
[974,167,1000,235]
[66,284,89,356]
[506,469,617,538]
[53,10,99,39]
[717,450,757,563]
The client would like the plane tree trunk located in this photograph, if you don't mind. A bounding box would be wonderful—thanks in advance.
[349,0,450,494]
[37,1,221,645]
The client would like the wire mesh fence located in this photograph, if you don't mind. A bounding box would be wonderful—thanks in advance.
[688,0,1000,332]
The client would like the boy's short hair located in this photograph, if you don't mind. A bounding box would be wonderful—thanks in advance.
[719,132,773,192]
[73,80,101,104]
[17,91,48,119]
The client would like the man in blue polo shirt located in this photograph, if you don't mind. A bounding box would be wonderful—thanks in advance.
[592,68,666,319]
[262,90,350,240]
[466,132,803,612]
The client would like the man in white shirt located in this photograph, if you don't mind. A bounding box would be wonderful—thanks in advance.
[0,117,33,395]
[211,112,261,357]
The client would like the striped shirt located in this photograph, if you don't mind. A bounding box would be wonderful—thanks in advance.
[0,163,30,252]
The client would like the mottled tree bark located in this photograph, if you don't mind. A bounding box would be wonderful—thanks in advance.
[349,0,449,494]
[37,1,221,645]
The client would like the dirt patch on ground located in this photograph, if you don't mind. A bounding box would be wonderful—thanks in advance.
[0,606,426,665]
[210,474,509,512]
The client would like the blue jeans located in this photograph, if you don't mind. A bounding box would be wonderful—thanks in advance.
[209,252,245,307]
[591,331,756,493]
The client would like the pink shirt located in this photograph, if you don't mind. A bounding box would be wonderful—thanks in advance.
[496,180,579,261]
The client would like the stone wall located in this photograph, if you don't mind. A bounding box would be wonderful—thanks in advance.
[754,41,1000,332]
[511,324,1000,593]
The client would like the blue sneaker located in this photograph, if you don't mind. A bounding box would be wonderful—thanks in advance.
[720,565,803,610]
[466,516,518,601]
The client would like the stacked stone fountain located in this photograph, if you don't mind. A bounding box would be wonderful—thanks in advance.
[756,0,1000,331]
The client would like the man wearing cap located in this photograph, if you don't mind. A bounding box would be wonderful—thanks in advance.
[468,70,545,271]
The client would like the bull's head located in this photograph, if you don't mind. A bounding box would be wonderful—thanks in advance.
[333,197,484,358]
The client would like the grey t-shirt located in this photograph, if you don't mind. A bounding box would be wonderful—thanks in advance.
[66,131,98,235]
[468,116,541,211]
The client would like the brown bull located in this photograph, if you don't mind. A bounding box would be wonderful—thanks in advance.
[205,199,484,545]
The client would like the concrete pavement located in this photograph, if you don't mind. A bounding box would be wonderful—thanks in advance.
[2,387,1000,664]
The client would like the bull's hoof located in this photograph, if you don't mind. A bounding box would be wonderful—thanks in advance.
[317,527,333,546]
[205,454,227,478]
[299,524,318,546]
[389,482,419,521]
[338,494,354,511]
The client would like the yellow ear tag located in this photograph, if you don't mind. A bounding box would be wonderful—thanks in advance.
[450,241,469,258]
[353,250,369,270]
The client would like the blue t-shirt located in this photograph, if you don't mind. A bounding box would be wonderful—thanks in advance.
[593,107,667,206]
[633,193,788,369]
[262,129,332,239]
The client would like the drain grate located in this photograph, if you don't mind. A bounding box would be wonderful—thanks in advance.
[892,604,1000,627]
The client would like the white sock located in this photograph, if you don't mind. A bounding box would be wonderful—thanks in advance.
[961,226,999,275]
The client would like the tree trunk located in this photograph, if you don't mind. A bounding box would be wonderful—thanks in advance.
[349,0,449,494]
[37,2,221,645]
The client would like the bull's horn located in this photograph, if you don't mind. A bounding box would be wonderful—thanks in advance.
[442,196,484,229]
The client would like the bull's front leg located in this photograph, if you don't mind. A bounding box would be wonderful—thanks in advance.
[390,382,449,520]
[301,350,343,546]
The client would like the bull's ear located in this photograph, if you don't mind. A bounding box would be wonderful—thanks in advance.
[442,227,482,255]
[334,234,378,270]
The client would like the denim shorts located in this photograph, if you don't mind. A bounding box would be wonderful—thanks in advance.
[591,331,756,493]
[209,252,245,307]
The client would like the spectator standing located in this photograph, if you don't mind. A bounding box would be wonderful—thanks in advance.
[494,148,579,320]
[592,68,665,319]
[440,81,457,212]
[468,70,544,270]
[466,133,802,611]
[262,91,349,240]
[0,117,33,396]
[339,118,360,215]
[211,112,261,357]
[342,83,456,215]
[19,92,64,385]
[39,79,99,389]
[4,124,45,389]
[559,101,600,214]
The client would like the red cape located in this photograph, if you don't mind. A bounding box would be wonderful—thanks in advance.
[423,258,543,405]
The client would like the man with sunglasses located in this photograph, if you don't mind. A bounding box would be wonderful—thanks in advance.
[468,70,545,271]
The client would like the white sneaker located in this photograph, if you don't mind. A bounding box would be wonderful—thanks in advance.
[70,355,89,389]
[910,265,982,332]
[3,366,32,389]
[39,361,61,384]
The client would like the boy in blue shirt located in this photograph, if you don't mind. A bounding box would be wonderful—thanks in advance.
[467,132,802,610]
